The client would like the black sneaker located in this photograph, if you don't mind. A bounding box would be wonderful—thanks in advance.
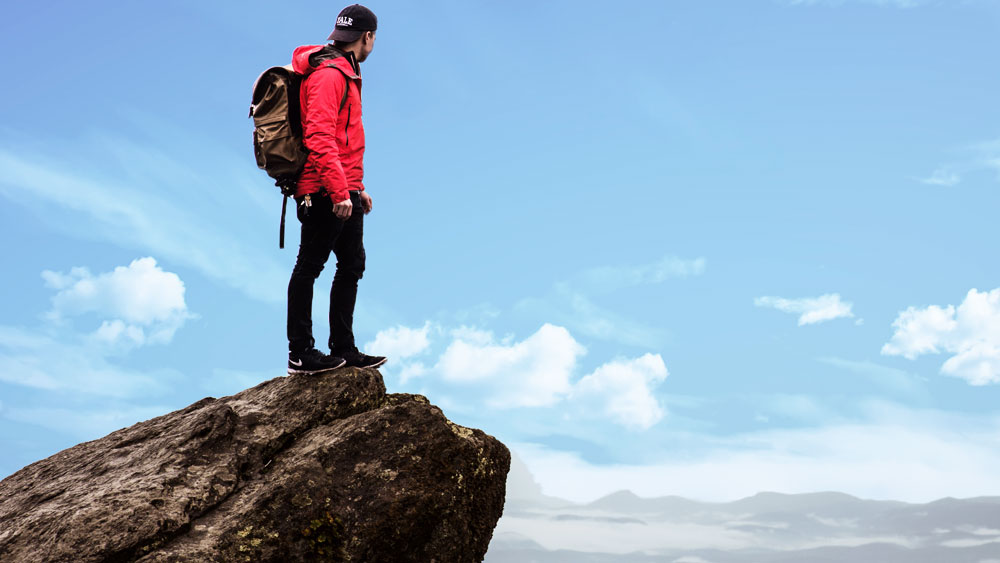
[335,347,387,369]
[288,348,346,375]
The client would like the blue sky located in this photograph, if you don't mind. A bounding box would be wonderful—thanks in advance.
[2,0,1000,503]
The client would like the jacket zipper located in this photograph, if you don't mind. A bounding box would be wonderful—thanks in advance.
[345,103,352,147]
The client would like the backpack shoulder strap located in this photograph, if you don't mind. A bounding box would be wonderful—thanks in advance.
[308,45,355,111]
[314,62,353,111]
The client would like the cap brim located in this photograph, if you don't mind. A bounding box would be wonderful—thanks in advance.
[328,28,365,42]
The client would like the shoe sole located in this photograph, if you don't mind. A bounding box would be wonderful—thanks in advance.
[287,358,347,376]
[344,357,388,369]
[360,357,388,369]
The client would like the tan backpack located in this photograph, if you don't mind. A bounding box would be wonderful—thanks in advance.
[250,62,348,248]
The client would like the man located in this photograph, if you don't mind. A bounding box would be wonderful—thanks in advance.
[286,4,386,375]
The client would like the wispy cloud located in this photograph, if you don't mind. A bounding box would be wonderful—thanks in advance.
[0,325,174,398]
[917,166,962,187]
[820,357,928,396]
[915,136,1000,188]
[515,255,706,348]
[0,134,287,303]
[754,293,855,325]
[516,283,666,348]
[882,288,1000,385]
[574,256,707,295]
[975,138,1000,181]
[756,394,835,423]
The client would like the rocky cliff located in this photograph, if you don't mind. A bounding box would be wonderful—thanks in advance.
[0,368,510,562]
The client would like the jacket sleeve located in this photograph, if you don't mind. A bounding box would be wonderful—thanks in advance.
[301,68,350,203]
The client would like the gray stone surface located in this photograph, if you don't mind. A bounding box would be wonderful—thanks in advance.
[0,369,510,562]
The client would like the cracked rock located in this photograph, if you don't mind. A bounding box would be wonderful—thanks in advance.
[0,370,510,562]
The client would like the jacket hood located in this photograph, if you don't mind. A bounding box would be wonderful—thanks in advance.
[291,44,359,78]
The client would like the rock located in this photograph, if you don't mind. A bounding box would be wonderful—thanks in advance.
[0,369,510,562]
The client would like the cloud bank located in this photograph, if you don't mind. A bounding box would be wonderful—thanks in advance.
[514,401,1000,503]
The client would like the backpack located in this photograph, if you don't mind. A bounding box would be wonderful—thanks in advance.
[250,54,351,248]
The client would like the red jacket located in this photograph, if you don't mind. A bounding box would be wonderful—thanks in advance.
[291,45,365,202]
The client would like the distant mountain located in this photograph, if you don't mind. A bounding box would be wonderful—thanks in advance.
[586,489,708,517]
[486,454,1000,562]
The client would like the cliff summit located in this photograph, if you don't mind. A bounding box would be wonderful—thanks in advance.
[0,368,510,562]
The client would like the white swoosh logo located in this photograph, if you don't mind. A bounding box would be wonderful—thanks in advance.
[290,359,303,366]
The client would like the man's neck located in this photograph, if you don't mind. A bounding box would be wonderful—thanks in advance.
[344,50,360,73]
[331,44,361,73]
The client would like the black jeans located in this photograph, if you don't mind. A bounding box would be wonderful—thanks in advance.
[287,191,366,354]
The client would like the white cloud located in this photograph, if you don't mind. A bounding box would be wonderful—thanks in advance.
[364,321,433,360]
[572,354,669,430]
[379,320,671,428]
[754,293,855,325]
[882,288,1000,385]
[436,323,585,408]
[42,257,192,348]
[882,304,956,359]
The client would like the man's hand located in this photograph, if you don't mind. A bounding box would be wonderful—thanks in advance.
[333,196,353,220]
[359,191,373,214]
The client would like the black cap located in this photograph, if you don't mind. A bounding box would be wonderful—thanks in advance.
[328,4,378,42]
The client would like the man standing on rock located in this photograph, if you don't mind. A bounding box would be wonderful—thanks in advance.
[286,4,387,375]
